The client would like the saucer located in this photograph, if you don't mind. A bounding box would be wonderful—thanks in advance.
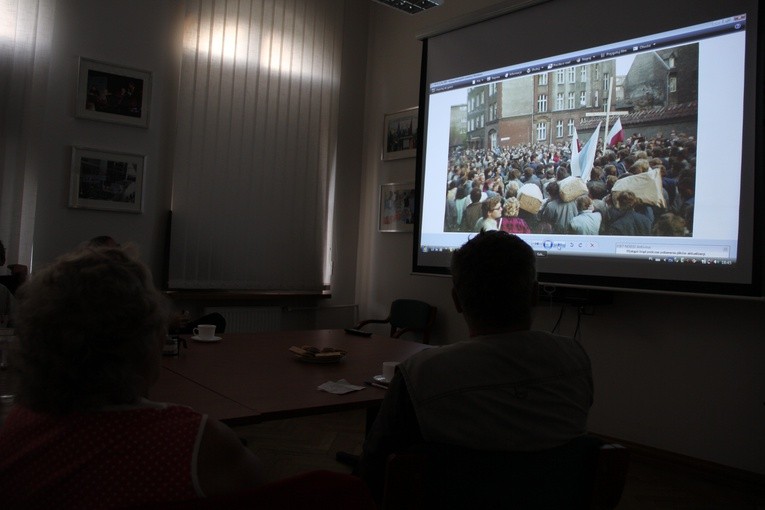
[191,335,222,342]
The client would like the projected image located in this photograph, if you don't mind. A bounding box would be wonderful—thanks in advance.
[443,44,699,238]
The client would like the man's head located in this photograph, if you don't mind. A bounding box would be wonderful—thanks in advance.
[450,231,537,334]
[481,195,502,220]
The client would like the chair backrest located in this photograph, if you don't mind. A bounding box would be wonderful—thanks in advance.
[388,299,437,343]
[382,436,629,510]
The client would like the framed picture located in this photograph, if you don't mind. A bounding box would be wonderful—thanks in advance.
[382,107,418,160]
[379,182,416,232]
[75,58,152,128]
[69,147,145,213]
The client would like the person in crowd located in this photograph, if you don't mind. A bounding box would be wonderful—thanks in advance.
[538,181,578,234]
[674,171,695,233]
[586,179,609,216]
[567,195,602,235]
[504,181,520,199]
[0,245,264,508]
[652,212,688,236]
[444,182,460,231]
[461,187,484,232]
[606,191,652,235]
[358,231,593,500]
[522,166,542,192]
[499,197,531,234]
[477,196,502,232]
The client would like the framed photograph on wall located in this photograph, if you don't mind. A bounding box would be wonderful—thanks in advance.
[382,107,418,160]
[69,147,145,213]
[379,182,416,232]
[75,58,152,128]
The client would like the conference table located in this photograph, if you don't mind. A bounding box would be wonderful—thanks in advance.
[151,329,431,426]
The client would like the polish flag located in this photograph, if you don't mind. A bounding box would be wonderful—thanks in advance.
[607,117,624,146]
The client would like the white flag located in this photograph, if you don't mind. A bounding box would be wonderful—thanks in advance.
[571,122,601,182]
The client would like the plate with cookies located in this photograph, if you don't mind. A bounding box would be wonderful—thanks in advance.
[289,345,347,364]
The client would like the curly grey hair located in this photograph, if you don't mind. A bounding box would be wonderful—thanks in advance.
[13,245,168,414]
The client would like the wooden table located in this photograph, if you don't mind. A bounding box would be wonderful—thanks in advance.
[151,329,430,426]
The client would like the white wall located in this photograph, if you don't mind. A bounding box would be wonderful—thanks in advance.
[32,0,185,278]
[29,0,368,310]
[356,0,765,475]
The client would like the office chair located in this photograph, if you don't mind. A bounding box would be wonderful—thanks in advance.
[382,435,629,510]
[354,299,437,343]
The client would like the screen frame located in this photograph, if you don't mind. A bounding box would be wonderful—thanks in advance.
[412,0,764,299]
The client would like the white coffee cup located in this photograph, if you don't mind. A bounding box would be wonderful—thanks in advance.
[382,361,399,382]
[193,324,216,340]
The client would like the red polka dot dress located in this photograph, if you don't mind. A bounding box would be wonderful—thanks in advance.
[0,401,206,508]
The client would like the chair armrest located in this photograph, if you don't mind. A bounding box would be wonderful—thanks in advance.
[354,318,389,329]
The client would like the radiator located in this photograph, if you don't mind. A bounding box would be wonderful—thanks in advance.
[203,306,282,333]
[203,305,357,333]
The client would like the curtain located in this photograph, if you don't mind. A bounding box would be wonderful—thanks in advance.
[0,0,55,269]
[169,0,344,291]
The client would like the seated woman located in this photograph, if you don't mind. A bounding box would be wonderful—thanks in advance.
[0,245,264,508]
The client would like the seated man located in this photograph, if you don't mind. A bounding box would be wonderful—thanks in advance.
[358,231,593,499]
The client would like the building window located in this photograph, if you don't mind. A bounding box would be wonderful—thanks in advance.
[480,114,485,128]
[557,69,565,84]
[567,92,575,109]
[580,91,586,107]
[537,94,548,113]
[537,122,547,142]
[567,67,575,83]
[580,66,587,82]
[669,75,677,92]
[568,118,575,136]
[603,72,610,92]
[489,82,497,95]
[669,55,676,68]
[490,130,498,149]
[594,64,599,81]
[556,120,563,138]
[594,90,599,107]
[489,103,497,121]
[556,92,564,111]
[539,73,548,85]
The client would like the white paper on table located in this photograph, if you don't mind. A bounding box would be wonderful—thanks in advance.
[317,379,366,395]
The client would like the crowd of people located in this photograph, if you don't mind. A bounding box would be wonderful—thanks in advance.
[444,130,697,237]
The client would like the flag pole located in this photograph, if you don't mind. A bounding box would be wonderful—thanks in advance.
[603,76,615,149]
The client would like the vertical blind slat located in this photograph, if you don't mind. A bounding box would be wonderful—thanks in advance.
[169,0,343,290]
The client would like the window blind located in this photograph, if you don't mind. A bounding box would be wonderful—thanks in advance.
[0,0,54,268]
[169,0,344,291]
